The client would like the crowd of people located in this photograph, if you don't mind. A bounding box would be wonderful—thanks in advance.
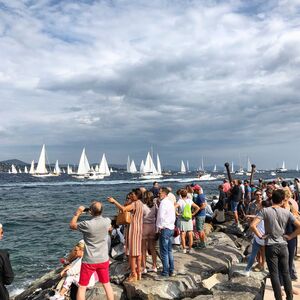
[2,177,300,300]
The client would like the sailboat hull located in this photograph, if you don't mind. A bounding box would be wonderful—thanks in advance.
[32,173,57,178]
[140,174,163,180]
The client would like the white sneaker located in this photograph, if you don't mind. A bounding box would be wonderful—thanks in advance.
[142,269,147,274]
[183,248,187,254]
[240,270,250,277]
[149,267,157,273]
[49,293,65,300]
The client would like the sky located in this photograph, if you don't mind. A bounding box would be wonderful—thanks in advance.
[0,0,300,169]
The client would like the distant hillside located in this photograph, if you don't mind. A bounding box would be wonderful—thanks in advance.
[0,159,29,172]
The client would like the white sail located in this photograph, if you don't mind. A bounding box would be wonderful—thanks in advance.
[282,161,286,169]
[91,166,95,172]
[11,164,18,174]
[95,165,99,172]
[186,160,189,172]
[143,152,158,174]
[8,170,11,174]
[297,164,299,172]
[36,144,48,174]
[140,160,145,173]
[77,148,90,175]
[126,156,131,172]
[54,160,61,175]
[67,164,73,175]
[24,166,28,173]
[213,164,217,172]
[247,158,251,172]
[18,168,22,174]
[110,167,113,172]
[62,168,65,174]
[156,154,162,175]
[231,161,234,173]
[180,160,186,173]
[129,160,137,173]
[29,160,35,174]
[99,153,110,176]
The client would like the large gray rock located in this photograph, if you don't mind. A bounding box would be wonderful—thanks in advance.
[110,260,131,284]
[86,282,126,300]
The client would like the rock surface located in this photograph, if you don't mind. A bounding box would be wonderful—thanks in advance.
[12,222,267,300]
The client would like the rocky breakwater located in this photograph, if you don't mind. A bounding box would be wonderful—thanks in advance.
[11,222,267,300]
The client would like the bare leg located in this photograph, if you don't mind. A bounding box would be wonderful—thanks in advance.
[188,231,193,250]
[129,255,137,276]
[141,239,147,271]
[136,255,141,275]
[181,232,186,249]
[76,285,87,300]
[102,282,114,300]
[234,211,239,224]
[149,238,157,268]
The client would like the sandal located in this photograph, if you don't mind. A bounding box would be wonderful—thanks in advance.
[126,273,138,282]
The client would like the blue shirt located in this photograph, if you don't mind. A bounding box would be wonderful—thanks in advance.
[193,193,206,217]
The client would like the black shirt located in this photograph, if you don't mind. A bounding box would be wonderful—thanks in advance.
[0,250,14,300]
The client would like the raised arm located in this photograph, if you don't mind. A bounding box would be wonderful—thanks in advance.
[108,197,134,212]
[70,206,85,230]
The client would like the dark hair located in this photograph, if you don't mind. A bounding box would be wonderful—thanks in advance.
[153,181,158,186]
[160,187,169,195]
[90,201,103,216]
[179,189,188,198]
[185,185,193,193]
[272,189,285,204]
[282,181,287,188]
[143,191,154,208]
[133,188,143,200]
[215,200,224,210]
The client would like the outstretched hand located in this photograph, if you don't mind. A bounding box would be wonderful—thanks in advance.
[107,197,115,204]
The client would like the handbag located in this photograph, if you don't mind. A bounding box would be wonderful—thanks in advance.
[173,226,180,238]
[116,210,131,225]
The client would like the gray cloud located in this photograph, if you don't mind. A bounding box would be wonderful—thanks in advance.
[0,0,299,168]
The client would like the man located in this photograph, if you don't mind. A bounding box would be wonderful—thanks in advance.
[156,187,176,277]
[70,202,114,300]
[0,224,14,300]
[230,180,243,225]
[193,185,207,248]
[150,181,160,198]
[251,190,300,300]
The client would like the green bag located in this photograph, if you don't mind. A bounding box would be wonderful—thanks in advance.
[182,203,192,220]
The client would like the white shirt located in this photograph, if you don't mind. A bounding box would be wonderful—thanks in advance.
[156,197,176,230]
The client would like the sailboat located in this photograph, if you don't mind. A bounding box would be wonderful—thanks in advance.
[296,164,299,172]
[126,156,131,173]
[156,154,162,176]
[67,164,73,175]
[140,160,145,173]
[29,160,35,174]
[18,168,22,174]
[99,154,110,177]
[53,160,61,175]
[230,161,235,174]
[11,164,18,174]
[24,166,28,174]
[246,157,252,176]
[129,160,138,173]
[73,148,91,179]
[32,144,55,177]
[140,152,163,179]
[186,160,190,172]
[277,161,287,173]
[212,164,217,173]
[179,160,186,174]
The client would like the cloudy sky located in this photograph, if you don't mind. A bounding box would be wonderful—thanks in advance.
[0,0,299,169]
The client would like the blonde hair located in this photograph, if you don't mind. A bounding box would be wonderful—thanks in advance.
[284,189,292,199]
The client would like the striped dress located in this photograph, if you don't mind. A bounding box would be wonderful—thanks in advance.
[127,199,143,256]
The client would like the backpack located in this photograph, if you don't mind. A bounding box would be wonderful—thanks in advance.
[182,203,192,220]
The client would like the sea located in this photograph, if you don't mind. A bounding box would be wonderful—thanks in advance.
[0,170,298,296]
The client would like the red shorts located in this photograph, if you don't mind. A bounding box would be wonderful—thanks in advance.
[79,260,110,286]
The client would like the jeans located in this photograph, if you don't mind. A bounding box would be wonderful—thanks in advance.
[159,228,174,276]
[246,239,262,271]
[265,244,293,300]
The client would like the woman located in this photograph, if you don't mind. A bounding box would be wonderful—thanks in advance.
[141,191,157,274]
[108,191,143,282]
[50,242,97,300]
[176,189,200,253]
[212,201,225,224]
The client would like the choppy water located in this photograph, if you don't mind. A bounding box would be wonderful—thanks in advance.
[0,170,298,296]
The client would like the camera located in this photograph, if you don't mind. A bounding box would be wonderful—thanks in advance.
[83,207,90,213]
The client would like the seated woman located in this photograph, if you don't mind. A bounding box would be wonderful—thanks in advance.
[212,201,226,224]
[50,242,98,300]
